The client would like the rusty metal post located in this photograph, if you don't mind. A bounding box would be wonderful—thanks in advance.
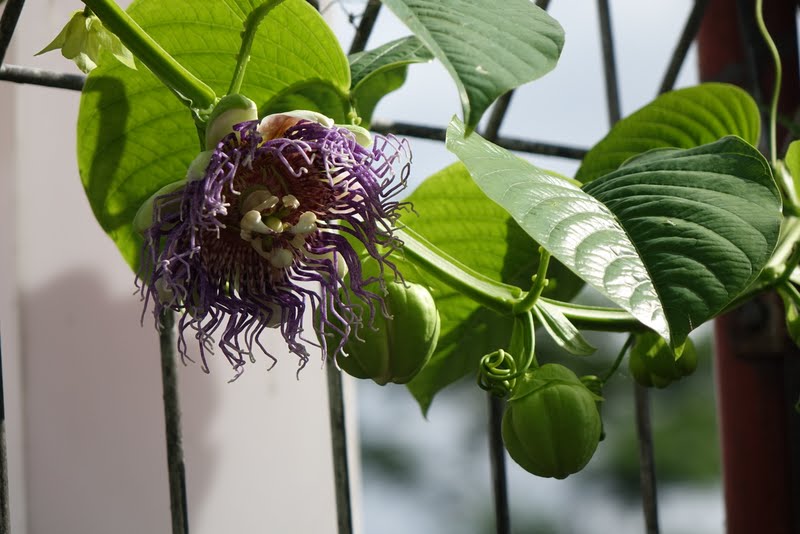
[699,1,800,532]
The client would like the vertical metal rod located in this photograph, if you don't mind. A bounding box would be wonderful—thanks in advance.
[482,0,550,142]
[487,395,511,534]
[597,0,622,125]
[0,335,8,534]
[159,310,189,534]
[0,0,25,65]
[348,0,381,55]
[0,9,19,529]
[483,92,515,142]
[658,0,711,94]
[634,383,660,534]
[326,361,353,534]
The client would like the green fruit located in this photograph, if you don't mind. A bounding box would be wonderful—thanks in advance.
[337,280,440,385]
[502,364,602,479]
[628,332,697,388]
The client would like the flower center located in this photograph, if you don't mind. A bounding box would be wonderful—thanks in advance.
[238,188,318,268]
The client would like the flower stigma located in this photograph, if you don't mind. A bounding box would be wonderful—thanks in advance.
[138,110,411,378]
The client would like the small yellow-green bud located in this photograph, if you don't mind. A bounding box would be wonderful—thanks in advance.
[205,95,258,149]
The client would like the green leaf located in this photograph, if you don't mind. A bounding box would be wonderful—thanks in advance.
[778,284,800,347]
[259,80,349,123]
[533,300,596,356]
[447,117,781,348]
[380,0,563,132]
[784,140,800,201]
[350,36,433,89]
[399,163,581,415]
[576,83,761,184]
[77,0,350,270]
[349,36,433,125]
[350,67,407,126]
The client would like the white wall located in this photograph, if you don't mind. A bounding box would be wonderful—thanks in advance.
[1,2,356,533]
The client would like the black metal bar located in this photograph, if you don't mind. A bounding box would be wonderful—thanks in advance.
[326,361,353,534]
[159,310,189,534]
[370,120,588,160]
[0,0,24,65]
[658,0,710,94]
[597,0,622,124]
[0,335,8,534]
[483,92,515,142]
[348,0,381,55]
[0,64,85,90]
[634,384,660,534]
[733,0,765,106]
[487,396,511,534]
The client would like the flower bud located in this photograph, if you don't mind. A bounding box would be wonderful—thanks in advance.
[36,10,135,74]
[628,332,697,388]
[257,110,335,141]
[133,151,213,234]
[502,364,602,479]
[205,94,258,149]
[337,280,440,385]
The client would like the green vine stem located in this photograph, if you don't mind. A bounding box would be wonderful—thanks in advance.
[228,0,287,96]
[755,0,781,167]
[397,228,521,314]
[478,312,537,397]
[512,248,551,314]
[82,0,217,111]
[397,227,643,331]
[601,333,635,382]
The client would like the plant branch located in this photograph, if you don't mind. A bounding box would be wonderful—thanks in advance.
[397,227,644,332]
[228,0,287,96]
[755,0,781,166]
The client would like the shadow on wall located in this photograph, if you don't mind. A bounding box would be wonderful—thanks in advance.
[20,269,217,534]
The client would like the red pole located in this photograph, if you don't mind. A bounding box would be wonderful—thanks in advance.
[699,2,800,533]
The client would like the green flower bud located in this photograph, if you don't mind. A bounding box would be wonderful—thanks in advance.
[628,332,697,388]
[133,151,213,234]
[337,280,440,385]
[36,10,135,74]
[502,364,602,479]
[205,95,258,149]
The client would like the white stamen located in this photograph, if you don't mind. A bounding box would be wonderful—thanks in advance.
[242,189,278,214]
[281,194,300,210]
[291,211,318,235]
[240,210,276,239]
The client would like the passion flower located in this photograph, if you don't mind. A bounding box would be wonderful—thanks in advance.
[502,364,602,479]
[137,105,411,377]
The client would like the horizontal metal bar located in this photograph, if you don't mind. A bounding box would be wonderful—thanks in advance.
[0,67,588,161]
[370,120,588,160]
[0,64,85,90]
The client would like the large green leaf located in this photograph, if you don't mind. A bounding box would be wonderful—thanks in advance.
[380,0,563,133]
[576,83,761,184]
[398,163,580,415]
[77,0,350,269]
[447,118,781,348]
[349,36,433,125]
[350,36,432,89]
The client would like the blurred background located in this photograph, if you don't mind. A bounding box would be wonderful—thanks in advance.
[0,1,723,533]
